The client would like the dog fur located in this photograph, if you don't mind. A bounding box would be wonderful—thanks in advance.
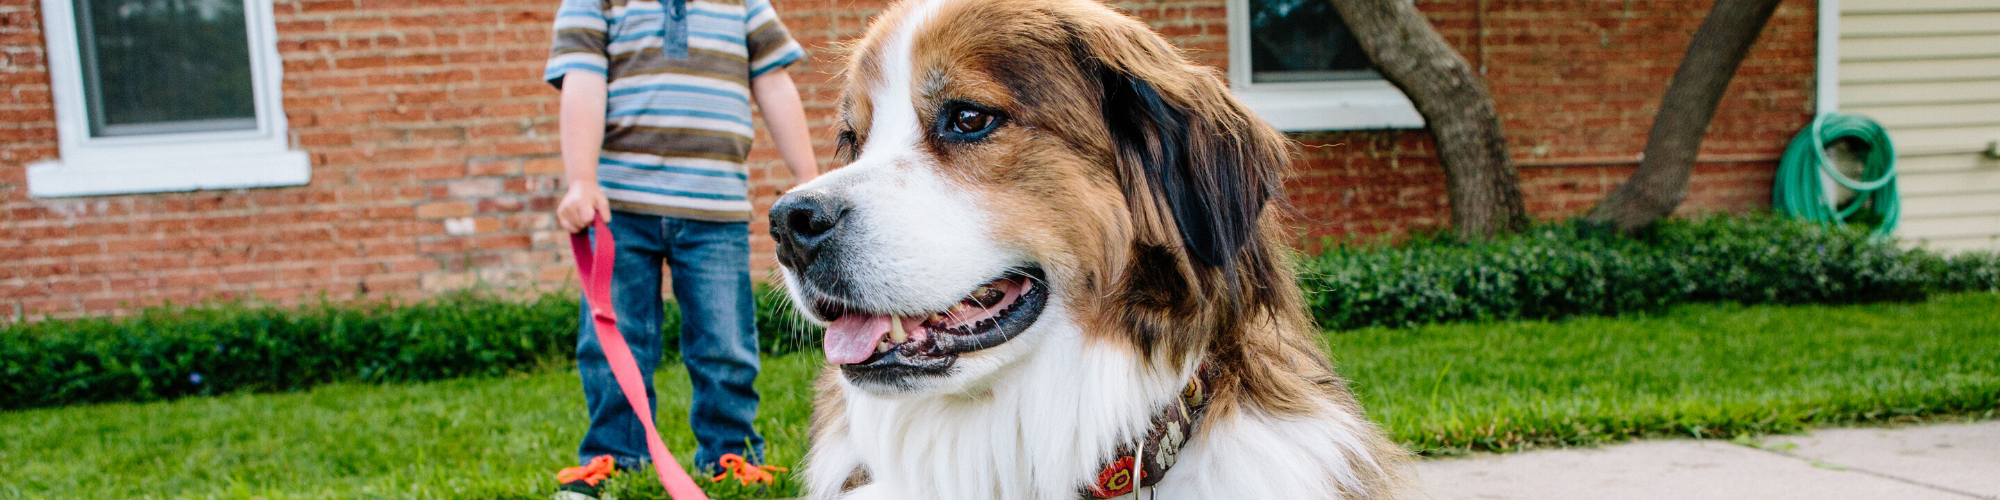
[771,0,1410,498]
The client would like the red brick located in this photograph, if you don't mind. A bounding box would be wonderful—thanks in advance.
[468,158,521,176]
[415,200,474,219]
[0,0,1815,319]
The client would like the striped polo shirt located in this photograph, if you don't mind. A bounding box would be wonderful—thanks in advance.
[544,0,805,222]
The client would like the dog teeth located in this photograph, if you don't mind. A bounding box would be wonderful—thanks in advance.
[877,340,891,353]
[929,313,946,323]
[969,285,1004,308]
[889,315,908,343]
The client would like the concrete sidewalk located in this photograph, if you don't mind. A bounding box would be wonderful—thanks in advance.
[1413,420,2000,500]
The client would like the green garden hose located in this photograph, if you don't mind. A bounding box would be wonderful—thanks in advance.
[1774,112,1899,239]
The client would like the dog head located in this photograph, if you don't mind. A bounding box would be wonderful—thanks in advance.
[771,0,1295,397]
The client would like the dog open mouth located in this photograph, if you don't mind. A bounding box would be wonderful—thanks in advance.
[816,267,1048,377]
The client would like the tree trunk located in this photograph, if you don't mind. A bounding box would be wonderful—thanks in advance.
[1327,0,1526,240]
[1584,0,1785,232]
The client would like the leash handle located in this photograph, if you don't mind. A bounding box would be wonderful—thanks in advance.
[570,215,710,500]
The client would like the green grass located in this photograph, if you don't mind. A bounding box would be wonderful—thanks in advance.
[1334,292,2000,455]
[5,294,1999,499]
[0,355,824,500]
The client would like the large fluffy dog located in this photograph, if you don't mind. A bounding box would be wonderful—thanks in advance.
[768,0,1407,497]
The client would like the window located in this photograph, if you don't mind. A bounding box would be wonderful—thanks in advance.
[1227,0,1424,131]
[29,0,307,198]
[77,0,258,137]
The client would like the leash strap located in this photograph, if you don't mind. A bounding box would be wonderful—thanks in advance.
[571,215,710,500]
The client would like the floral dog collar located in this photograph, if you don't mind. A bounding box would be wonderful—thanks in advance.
[1087,363,1213,498]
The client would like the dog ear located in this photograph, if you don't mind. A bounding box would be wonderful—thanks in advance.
[1082,27,1288,274]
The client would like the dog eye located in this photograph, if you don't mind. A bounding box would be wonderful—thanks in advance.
[952,108,992,134]
[938,103,1004,142]
[835,128,860,163]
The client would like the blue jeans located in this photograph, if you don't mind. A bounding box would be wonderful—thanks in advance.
[576,211,763,470]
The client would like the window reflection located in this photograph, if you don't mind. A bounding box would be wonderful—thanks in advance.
[76,0,257,136]
[1249,0,1378,83]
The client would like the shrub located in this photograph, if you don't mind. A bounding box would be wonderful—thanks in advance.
[0,285,825,411]
[1,292,580,410]
[1921,250,2000,293]
[1301,215,1941,330]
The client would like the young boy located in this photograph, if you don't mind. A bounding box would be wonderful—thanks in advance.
[542,0,817,496]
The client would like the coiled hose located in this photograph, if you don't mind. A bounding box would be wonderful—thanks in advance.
[1774,112,1899,239]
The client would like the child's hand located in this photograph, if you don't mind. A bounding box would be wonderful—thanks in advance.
[557,184,611,233]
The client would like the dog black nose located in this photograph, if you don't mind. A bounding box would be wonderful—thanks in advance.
[770,190,849,270]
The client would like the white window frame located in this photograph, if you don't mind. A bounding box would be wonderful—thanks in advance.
[28,0,308,198]
[1225,0,1425,132]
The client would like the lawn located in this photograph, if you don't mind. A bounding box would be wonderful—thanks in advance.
[1335,292,2000,454]
[5,294,1998,499]
[0,355,825,500]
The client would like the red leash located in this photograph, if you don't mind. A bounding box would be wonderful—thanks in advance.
[570,215,710,500]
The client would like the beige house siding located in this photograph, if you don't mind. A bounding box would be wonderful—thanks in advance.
[1839,0,2000,251]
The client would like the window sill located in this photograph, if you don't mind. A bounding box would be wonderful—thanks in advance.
[27,146,310,198]
[1233,81,1426,132]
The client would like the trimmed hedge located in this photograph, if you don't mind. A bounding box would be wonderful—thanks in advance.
[1,292,578,410]
[1303,215,1997,330]
[6,214,1997,410]
[1925,249,2000,294]
[2,286,820,411]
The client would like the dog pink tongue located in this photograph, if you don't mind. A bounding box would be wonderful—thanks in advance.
[824,313,892,365]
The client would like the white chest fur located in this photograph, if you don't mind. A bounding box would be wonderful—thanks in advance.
[802,316,1393,500]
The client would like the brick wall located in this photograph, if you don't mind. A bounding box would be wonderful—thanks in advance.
[0,0,1816,320]
[1285,0,1816,242]
[2,0,59,317]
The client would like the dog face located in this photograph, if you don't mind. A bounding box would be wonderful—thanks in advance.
[771,0,1290,397]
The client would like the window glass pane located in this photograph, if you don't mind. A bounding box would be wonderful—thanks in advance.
[76,0,257,137]
[1249,0,1377,83]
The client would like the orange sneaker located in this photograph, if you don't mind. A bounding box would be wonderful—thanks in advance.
[709,453,787,486]
[554,455,619,500]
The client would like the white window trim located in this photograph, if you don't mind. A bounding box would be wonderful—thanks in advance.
[1225,0,1425,132]
[28,0,308,198]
